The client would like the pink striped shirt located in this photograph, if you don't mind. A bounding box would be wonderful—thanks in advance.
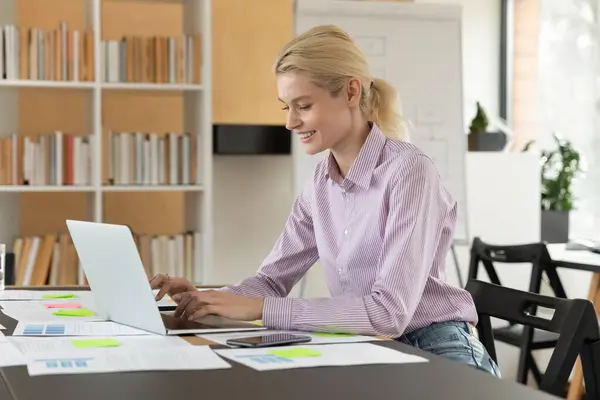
[224,123,478,338]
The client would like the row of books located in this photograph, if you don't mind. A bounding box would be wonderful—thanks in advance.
[0,23,94,82]
[107,131,200,186]
[102,35,201,84]
[11,231,200,286]
[0,133,92,186]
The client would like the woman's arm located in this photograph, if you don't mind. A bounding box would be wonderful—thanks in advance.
[262,155,453,337]
[221,183,319,298]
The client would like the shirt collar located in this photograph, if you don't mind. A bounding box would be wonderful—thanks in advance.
[325,123,387,189]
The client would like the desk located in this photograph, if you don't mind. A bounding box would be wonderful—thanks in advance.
[0,288,560,400]
[546,244,600,400]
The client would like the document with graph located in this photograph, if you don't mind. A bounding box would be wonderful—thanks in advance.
[12,321,153,336]
[214,343,428,371]
[26,345,231,376]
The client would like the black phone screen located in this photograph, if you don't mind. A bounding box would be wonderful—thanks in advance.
[227,333,311,347]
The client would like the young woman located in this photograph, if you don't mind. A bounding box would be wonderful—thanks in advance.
[151,25,500,377]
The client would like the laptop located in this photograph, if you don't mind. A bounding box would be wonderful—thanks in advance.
[65,219,266,336]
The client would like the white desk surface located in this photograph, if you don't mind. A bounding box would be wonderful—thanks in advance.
[547,243,600,269]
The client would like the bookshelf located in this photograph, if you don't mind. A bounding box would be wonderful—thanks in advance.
[0,0,212,287]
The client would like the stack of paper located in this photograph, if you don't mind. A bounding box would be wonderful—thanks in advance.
[215,342,428,371]
[0,301,104,323]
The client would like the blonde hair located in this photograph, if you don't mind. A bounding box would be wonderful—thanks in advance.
[274,25,407,141]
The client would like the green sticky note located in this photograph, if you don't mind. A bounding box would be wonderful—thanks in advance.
[249,320,263,326]
[52,308,95,317]
[43,294,75,299]
[70,338,120,348]
[313,332,356,338]
[268,348,321,359]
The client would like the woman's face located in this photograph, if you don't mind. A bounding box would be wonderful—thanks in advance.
[277,71,354,155]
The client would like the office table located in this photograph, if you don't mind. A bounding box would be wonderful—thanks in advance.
[0,288,560,400]
[546,244,600,400]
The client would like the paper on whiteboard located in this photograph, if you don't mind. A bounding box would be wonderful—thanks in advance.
[26,345,231,376]
[12,321,153,337]
[215,342,427,371]
[198,330,381,347]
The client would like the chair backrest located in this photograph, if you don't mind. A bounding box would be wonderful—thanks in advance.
[466,279,599,396]
[468,237,552,286]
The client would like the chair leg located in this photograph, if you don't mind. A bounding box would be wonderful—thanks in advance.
[516,349,530,384]
[566,357,585,400]
[580,341,600,400]
[529,357,543,387]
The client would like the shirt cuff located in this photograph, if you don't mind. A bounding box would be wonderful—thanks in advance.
[262,297,294,331]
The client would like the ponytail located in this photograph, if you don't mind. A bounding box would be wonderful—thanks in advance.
[275,25,409,141]
[366,78,408,141]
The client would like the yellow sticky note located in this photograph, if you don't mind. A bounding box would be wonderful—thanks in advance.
[70,338,120,348]
[313,332,356,338]
[250,320,263,326]
[268,348,321,359]
[43,294,75,299]
[52,308,95,317]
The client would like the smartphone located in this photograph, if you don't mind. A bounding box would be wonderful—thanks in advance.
[226,333,312,348]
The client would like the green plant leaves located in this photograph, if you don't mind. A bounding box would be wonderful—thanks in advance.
[541,133,582,212]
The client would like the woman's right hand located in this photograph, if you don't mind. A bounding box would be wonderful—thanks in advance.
[149,273,196,301]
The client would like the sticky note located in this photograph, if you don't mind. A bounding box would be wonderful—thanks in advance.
[250,320,263,326]
[313,332,356,338]
[45,303,82,309]
[70,338,120,348]
[43,294,75,299]
[52,308,95,317]
[268,348,321,359]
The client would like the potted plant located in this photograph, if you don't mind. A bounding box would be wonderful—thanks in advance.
[467,102,508,151]
[540,133,583,243]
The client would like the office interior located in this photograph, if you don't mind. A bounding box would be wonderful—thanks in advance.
[0,0,599,399]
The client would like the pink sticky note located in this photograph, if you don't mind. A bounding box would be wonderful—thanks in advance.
[45,303,82,309]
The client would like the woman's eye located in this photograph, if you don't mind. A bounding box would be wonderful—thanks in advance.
[299,105,312,110]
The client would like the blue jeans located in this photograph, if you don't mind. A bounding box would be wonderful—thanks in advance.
[397,321,501,377]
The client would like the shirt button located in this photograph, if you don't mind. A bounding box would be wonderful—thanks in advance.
[344,229,348,235]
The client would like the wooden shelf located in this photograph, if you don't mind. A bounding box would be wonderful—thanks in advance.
[101,185,204,192]
[0,186,95,192]
[0,80,95,89]
[102,83,204,91]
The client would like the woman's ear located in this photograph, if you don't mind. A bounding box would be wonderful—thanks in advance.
[346,78,362,107]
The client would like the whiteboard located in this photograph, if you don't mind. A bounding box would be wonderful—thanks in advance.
[293,0,469,243]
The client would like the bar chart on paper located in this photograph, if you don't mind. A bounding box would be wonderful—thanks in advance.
[23,324,66,336]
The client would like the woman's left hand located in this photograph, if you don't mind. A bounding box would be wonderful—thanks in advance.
[171,290,264,321]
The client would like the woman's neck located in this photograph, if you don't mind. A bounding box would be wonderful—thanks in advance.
[331,121,372,178]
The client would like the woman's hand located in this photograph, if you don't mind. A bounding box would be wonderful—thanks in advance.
[149,274,196,301]
[171,290,264,321]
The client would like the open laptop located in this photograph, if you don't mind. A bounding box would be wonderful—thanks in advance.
[65,219,266,335]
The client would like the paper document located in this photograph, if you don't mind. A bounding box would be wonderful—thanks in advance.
[9,335,191,356]
[0,290,93,301]
[0,342,27,367]
[26,345,231,376]
[215,343,428,371]
[199,330,381,347]
[12,321,153,337]
[0,301,104,322]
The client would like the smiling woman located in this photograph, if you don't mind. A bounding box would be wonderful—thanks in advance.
[150,24,501,378]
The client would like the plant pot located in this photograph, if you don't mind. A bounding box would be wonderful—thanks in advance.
[468,131,507,151]
[541,210,570,243]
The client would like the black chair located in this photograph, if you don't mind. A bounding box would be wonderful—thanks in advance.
[467,237,568,386]
[466,279,600,398]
